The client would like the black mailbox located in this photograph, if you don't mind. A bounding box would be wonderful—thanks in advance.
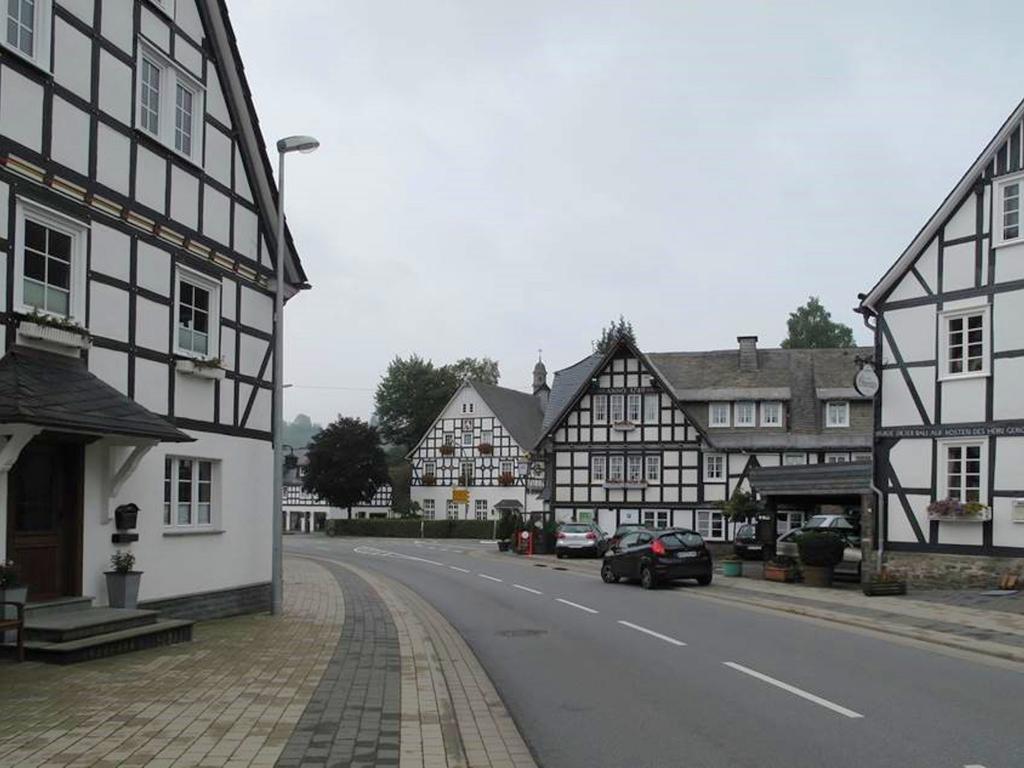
[112,503,140,544]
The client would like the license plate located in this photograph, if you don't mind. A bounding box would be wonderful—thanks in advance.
[747,545,762,550]
[676,551,698,559]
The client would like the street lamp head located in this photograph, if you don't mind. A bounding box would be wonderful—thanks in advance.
[277,135,320,154]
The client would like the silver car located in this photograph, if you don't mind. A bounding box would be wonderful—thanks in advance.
[555,522,608,558]
[776,516,861,578]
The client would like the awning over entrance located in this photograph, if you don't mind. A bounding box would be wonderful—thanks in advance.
[748,462,874,497]
[493,499,524,511]
[0,347,192,442]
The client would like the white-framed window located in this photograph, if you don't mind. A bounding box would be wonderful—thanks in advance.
[174,267,221,360]
[627,455,643,483]
[704,453,725,482]
[608,455,625,483]
[423,461,436,477]
[461,431,474,447]
[14,199,88,322]
[825,453,849,464]
[940,306,989,379]
[626,394,641,422]
[610,394,625,422]
[783,453,807,466]
[136,42,205,164]
[422,499,435,520]
[462,418,474,430]
[696,510,725,540]
[940,440,986,503]
[776,510,804,535]
[593,395,608,424]
[591,455,607,483]
[761,401,782,427]
[480,430,493,445]
[852,452,871,463]
[3,0,51,69]
[446,500,458,519]
[826,401,850,428]
[645,455,660,483]
[643,393,659,423]
[459,460,474,484]
[709,402,730,427]
[474,499,488,520]
[642,510,669,529]
[500,460,514,475]
[164,456,217,529]
[442,432,454,446]
[994,173,1024,247]
[735,401,756,427]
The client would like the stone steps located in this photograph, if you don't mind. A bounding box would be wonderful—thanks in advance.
[25,607,160,643]
[24,619,194,664]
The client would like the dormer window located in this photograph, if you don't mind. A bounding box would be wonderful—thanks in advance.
[709,402,730,427]
[761,401,782,427]
[735,401,756,427]
[826,401,849,428]
[136,42,205,164]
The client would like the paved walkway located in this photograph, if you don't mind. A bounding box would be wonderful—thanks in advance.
[0,557,536,768]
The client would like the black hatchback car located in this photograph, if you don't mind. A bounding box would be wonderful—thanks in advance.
[601,529,713,589]
[733,523,766,560]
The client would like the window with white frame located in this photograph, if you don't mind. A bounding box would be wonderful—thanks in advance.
[826,401,849,428]
[423,461,436,477]
[422,499,435,520]
[474,499,488,520]
[825,454,849,464]
[459,460,474,484]
[175,268,220,359]
[696,510,725,539]
[480,430,493,445]
[462,418,473,430]
[645,455,660,482]
[995,174,1023,246]
[446,500,458,519]
[642,510,669,529]
[852,452,871,463]
[627,455,643,483]
[627,394,641,422]
[136,43,205,164]
[761,401,782,427]
[15,200,88,322]
[776,510,804,535]
[443,432,454,446]
[709,402,730,427]
[942,441,985,503]
[593,395,608,423]
[500,460,514,475]
[591,455,607,483]
[783,453,807,466]
[643,393,659,423]
[608,455,624,483]
[610,394,625,422]
[941,307,989,378]
[164,457,216,528]
[461,431,474,447]
[735,401,756,427]
[3,0,50,68]
[704,453,725,481]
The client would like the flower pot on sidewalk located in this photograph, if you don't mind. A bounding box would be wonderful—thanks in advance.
[0,585,27,644]
[801,565,833,588]
[763,561,799,583]
[722,559,743,577]
[105,572,143,609]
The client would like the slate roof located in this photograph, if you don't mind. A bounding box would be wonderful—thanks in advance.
[0,348,192,442]
[748,462,874,496]
[538,353,604,439]
[472,381,546,449]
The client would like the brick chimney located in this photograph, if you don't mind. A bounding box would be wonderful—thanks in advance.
[738,336,759,371]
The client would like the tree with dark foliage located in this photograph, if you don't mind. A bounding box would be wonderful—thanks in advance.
[303,417,390,510]
[781,296,855,349]
[594,315,637,353]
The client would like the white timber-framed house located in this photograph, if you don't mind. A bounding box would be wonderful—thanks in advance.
[859,97,1024,587]
[408,363,549,522]
[0,0,308,618]
[282,447,395,530]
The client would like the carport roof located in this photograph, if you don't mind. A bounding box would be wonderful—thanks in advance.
[748,462,873,496]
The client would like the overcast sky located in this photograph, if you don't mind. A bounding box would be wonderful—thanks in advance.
[230,0,1024,426]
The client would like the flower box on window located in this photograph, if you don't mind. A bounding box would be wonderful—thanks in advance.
[477,443,493,455]
[603,479,647,490]
[927,499,991,522]
[18,318,91,350]
[176,357,226,380]
[497,472,515,487]
[439,445,455,456]
[421,473,436,486]
[611,420,636,432]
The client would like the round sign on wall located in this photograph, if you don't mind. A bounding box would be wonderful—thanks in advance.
[854,364,880,398]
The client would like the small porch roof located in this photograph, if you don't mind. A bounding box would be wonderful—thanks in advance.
[748,462,874,497]
[493,499,524,510]
[0,347,192,443]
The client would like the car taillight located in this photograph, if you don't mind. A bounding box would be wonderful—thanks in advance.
[557,532,566,539]
[586,532,597,540]
[651,539,666,556]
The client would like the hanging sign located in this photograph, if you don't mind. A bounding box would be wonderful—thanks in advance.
[452,489,470,503]
[854,364,880,399]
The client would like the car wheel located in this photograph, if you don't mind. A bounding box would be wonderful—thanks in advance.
[601,562,619,584]
[640,566,657,590]
[696,573,712,586]
[556,551,566,559]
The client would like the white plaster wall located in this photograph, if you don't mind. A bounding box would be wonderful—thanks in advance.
[991,498,1024,549]
[887,271,926,303]
[915,239,938,293]
[888,439,932,489]
[135,147,167,213]
[1,66,44,151]
[944,195,977,240]
[936,520,983,546]
[57,0,93,24]
[140,7,170,52]
[50,97,90,175]
[95,124,131,195]
[995,241,1024,283]
[202,186,231,246]
[882,305,935,363]
[89,281,129,342]
[887,493,927,544]
[97,50,132,124]
[992,289,1024,352]
[410,485,544,519]
[135,297,169,353]
[175,372,215,422]
[100,0,132,53]
[170,167,200,231]
[942,241,975,292]
[176,0,205,43]
[881,367,927,426]
[994,437,1024,490]
[81,432,273,605]
[940,377,986,423]
[53,18,92,100]
[205,127,233,187]
[90,222,131,282]
[240,286,273,333]
[89,346,127,393]
[993,358,1024,421]
[135,358,168,415]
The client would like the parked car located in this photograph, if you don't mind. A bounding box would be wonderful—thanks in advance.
[733,523,765,559]
[555,522,608,558]
[776,527,862,579]
[608,524,647,550]
[800,514,859,533]
[601,528,713,589]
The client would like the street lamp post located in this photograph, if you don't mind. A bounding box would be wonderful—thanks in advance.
[272,135,319,617]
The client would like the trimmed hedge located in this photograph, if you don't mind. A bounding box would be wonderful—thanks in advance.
[325,518,494,539]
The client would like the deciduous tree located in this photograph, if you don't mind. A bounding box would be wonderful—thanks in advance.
[781,297,855,349]
[303,417,390,509]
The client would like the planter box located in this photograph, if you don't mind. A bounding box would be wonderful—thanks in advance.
[603,480,648,490]
[0,586,27,644]
[928,510,992,523]
[862,581,907,596]
[176,358,226,380]
[722,561,743,577]
[105,572,142,609]
[801,564,834,588]
[18,319,90,350]
[611,421,636,432]
[763,564,798,583]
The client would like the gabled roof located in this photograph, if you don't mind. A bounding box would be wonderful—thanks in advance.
[539,353,604,438]
[0,347,192,442]
[472,381,545,449]
[860,97,1024,312]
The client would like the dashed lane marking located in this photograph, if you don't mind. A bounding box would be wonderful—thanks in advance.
[555,598,598,614]
[449,566,471,573]
[617,620,687,647]
[723,662,864,719]
[479,574,504,583]
[513,584,543,595]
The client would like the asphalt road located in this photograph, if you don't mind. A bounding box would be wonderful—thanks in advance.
[286,535,1023,768]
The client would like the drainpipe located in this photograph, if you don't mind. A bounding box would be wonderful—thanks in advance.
[857,300,884,575]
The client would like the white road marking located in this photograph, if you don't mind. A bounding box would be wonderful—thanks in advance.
[723,662,864,719]
[513,584,543,595]
[555,598,599,614]
[449,566,471,573]
[964,764,988,767]
[353,546,444,566]
[479,574,503,582]
[617,620,687,647]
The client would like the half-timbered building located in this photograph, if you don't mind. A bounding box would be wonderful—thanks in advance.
[859,98,1024,586]
[408,365,548,521]
[0,0,307,617]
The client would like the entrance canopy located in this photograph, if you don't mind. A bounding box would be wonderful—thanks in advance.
[0,347,192,442]
[748,462,873,498]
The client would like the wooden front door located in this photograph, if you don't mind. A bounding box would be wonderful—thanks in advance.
[6,439,84,602]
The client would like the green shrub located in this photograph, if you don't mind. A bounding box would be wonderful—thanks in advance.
[325,518,494,539]
[796,530,845,567]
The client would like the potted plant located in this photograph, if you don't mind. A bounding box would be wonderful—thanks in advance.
[927,499,992,522]
[497,471,515,487]
[763,556,799,583]
[439,444,455,456]
[477,442,493,455]
[721,555,744,577]
[496,509,517,551]
[105,550,142,609]
[422,472,437,486]
[862,568,908,596]
[796,530,845,588]
[0,560,26,644]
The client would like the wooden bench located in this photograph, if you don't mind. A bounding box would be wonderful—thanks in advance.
[0,601,25,662]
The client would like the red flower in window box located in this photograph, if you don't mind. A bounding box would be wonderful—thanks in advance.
[477,443,493,454]
[421,473,436,486]
[497,472,515,487]
[439,445,455,456]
